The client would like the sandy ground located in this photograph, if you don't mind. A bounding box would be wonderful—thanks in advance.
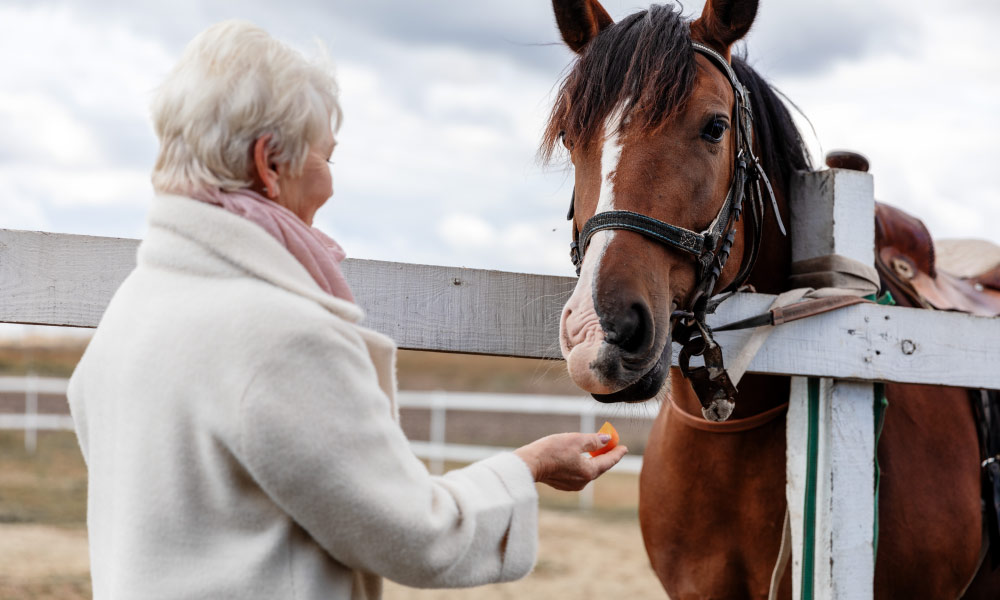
[0,524,91,599]
[384,509,664,599]
[0,511,664,600]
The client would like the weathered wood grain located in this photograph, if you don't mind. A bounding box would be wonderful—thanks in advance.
[787,379,875,600]
[0,229,140,328]
[0,229,574,357]
[707,292,1000,389]
[790,168,875,266]
[342,259,573,358]
[2,222,999,388]
[788,167,876,600]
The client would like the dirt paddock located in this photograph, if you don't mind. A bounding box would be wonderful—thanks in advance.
[0,511,664,600]
[0,431,665,599]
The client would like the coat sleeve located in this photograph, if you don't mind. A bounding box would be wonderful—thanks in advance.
[236,323,538,588]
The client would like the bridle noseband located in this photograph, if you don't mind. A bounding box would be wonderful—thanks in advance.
[566,42,786,419]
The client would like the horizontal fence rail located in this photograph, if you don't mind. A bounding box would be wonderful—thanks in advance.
[3,228,1000,388]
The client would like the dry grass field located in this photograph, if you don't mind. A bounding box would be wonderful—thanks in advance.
[0,339,666,599]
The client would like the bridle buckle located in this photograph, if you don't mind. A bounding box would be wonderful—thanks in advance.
[676,319,737,422]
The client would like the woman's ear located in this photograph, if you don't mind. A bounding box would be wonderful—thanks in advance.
[552,0,614,54]
[690,0,759,59]
[252,134,280,199]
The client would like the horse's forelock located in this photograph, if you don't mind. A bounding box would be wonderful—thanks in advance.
[542,4,696,162]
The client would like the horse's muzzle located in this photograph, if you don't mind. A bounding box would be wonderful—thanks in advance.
[590,342,671,403]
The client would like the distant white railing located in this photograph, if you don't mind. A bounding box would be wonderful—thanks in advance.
[0,374,70,394]
[0,376,646,507]
[0,373,72,453]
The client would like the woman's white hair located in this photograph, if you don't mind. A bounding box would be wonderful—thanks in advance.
[151,20,341,195]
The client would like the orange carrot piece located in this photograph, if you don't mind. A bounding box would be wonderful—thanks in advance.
[589,421,620,457]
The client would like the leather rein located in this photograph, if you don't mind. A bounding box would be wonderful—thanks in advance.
[566,42,785,420]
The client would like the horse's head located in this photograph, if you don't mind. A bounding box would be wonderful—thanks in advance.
[546,0,766,405]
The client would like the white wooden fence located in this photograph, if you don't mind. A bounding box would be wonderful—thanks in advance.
[0,376,647,511]
[3,168,1000,599]
[0,377,645,470]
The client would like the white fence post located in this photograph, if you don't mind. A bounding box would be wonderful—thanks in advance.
[788,169,876,599]
[25,370,38,454]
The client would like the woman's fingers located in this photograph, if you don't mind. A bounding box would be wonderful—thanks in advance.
[545,435,627,490]
[581,432,613,453]
[589,444,628,477]
[514,432,629,491]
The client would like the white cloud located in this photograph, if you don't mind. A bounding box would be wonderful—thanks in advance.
[434,214,573,275]
[0,164,152,210]
[439,214,497,248]
[773,4,1000,242]
[0,4,174,118]
[0,92,105,166]
[0,189,50,232]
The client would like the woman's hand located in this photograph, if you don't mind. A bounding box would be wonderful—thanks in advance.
[513,432,628,491]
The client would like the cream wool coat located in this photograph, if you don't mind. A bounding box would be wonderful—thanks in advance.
[68,194,539,599]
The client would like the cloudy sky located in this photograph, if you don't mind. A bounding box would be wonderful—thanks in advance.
[1,0,998,280]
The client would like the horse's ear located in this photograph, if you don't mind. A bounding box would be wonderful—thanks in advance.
[552,0,614,54]
[690,0,759,58]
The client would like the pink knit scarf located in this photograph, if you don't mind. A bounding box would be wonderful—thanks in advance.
[190,188,355,303]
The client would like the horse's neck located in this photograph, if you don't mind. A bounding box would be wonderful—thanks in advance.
[745,186,791,295]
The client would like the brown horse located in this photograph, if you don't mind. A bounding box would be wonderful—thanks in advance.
[545,1,998,597]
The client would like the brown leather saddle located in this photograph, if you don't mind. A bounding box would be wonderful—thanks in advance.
[874,202,1000,317]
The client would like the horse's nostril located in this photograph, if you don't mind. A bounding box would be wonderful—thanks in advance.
[606,302,652,354]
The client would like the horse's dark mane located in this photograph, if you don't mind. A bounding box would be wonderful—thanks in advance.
[541,4,812,189]
[731,55,813,189]
[542,5,695,160]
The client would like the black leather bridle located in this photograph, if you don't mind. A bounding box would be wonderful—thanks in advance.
[566,42,786,419]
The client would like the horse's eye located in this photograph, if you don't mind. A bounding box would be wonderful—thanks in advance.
[701,118,729,143]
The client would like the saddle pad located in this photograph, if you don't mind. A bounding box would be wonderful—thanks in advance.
[935,239,1000,280]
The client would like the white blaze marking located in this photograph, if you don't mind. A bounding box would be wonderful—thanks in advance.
[597,107,624,214]
[580,107,626,279]
[561,106,628,385]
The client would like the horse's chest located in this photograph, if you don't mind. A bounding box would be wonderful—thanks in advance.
[638,408,787,598]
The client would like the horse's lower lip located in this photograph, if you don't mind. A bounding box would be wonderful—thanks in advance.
[591,344,670,404]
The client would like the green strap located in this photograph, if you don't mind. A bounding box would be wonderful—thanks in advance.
[801,377,821,600]
[869,289,894,562]
[873,383,888,561]
[863,290,896,306]
[801,381,888,600]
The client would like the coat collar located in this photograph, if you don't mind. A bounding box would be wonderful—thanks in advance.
[143,193,364,324]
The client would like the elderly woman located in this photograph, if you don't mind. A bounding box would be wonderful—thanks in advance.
[67,20,626,599]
